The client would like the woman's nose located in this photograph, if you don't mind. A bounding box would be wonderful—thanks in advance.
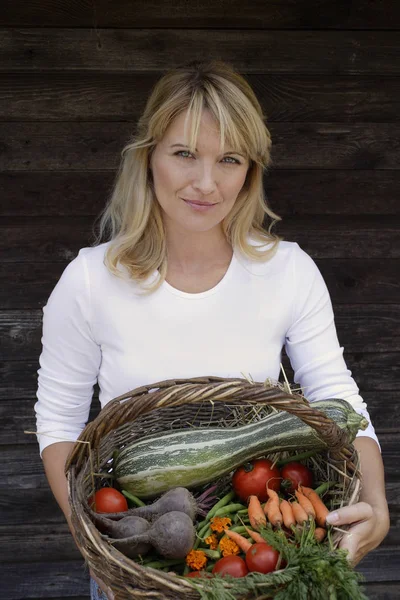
[192,163,218,194]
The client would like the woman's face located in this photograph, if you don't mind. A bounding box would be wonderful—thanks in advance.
[149,108,250,236]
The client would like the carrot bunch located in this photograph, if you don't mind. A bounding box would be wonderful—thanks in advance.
[246,483,330,544]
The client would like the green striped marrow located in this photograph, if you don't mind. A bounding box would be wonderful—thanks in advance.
[114,398,367,499]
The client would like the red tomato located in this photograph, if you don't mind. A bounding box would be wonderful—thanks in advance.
[185,571,212,578]
[212,556,248,578]
[281,462,313,494]
[245,543,280,574]
[232,459,281,502]
[91,487,128,513]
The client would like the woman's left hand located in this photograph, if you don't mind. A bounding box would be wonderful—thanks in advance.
[326,501,390,566]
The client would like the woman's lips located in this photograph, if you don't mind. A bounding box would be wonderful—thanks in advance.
[182,198,217,212]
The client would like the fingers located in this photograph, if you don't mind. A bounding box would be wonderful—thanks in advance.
[338,529,360,565]
[326,501,373,526]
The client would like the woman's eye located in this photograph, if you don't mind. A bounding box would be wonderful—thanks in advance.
[176,150,192,159]
[174,151,240,164]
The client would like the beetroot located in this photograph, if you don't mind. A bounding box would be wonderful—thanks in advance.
[112,511,195,559]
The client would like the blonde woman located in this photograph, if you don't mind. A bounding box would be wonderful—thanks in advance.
[34,60,389,599]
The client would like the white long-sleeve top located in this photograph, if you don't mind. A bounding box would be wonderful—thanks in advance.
[34,239,379,456]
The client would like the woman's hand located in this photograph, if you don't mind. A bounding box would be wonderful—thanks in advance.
[326,500,390,566]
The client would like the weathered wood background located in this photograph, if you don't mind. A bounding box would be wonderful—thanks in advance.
[1,1,399,598]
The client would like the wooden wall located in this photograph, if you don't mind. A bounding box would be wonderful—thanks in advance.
[1,1,399,598]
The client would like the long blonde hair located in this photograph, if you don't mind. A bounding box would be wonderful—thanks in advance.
[94,59,283,292]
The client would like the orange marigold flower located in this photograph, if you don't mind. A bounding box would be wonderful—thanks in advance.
[205,534,219,550]
[219,536,240,557]
[185,549,208,571]
[210,516,232,533]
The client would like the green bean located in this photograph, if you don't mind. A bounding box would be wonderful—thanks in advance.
[145,558,185,569]
[205,490,236,520]
[276,450,318,467]
[314,481,335,496]
[213,503,246,517]
[195,519,208,531]
[230,525,248,534]
[193,525,212,550]
[121,490,146,507]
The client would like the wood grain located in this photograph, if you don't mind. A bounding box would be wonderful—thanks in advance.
[1,0,399,29]
[1,75,400,120]
[1,216,400,262]
[1,259,398,309]
[2,170,400,217]
[1,29,400,73]
[0,303,399,360]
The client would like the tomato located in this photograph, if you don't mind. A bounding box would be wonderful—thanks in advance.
[281,462,313,494]
[91,487,128,513]
[245,543,280,574]
[232,458,281,502]
[185,571,212,578]
[212,556,248,578]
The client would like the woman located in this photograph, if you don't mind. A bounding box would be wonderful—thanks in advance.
[34,60,389,599]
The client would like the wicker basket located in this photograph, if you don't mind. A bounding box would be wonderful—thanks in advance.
[65,376,362,600]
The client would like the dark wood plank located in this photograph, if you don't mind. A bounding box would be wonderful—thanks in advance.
[0,398,100,445]
[9,557,400,600]
[2,478,400,526]
[3,560,400,600]
[1,259,399,309]
[281,351,400,391]
[1,303,399,363]
[363,583,400,600]
[3,561,89,600]
[1,0,399,29]
[1,390,398,446]
[2,216,400,262]
[0,524,81,563]
[2,170,400,217]
[1,521,399,565]
[357,547,400,582]
[1,75,400,122]
[316,260,400,304]
[2,433,399,491]
[2,547,400,600]
[277,216,400,259]
[0,489,67,526]
[1,29,400,73]
[1,351,399,401]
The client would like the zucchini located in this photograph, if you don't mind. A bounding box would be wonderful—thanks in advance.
[114,398,367,499]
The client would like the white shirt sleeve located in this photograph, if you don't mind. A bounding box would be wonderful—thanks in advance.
[34,250,101,457]
[284,243,380,451]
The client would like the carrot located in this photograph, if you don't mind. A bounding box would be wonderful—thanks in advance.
[265,489,282,527]
[279,499,296,529]
[245,527,266,544]
[290,501,308,525]
[295,489,316,519]
[314,527,327,543]
[248,495,267,530]
[263,497,271,515]
[224,528,253,552]
[300,486,330,527]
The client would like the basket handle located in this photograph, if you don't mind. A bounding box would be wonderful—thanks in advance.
[65,376,358,473]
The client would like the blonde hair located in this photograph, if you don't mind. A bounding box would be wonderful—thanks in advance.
[94,59,283,292]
